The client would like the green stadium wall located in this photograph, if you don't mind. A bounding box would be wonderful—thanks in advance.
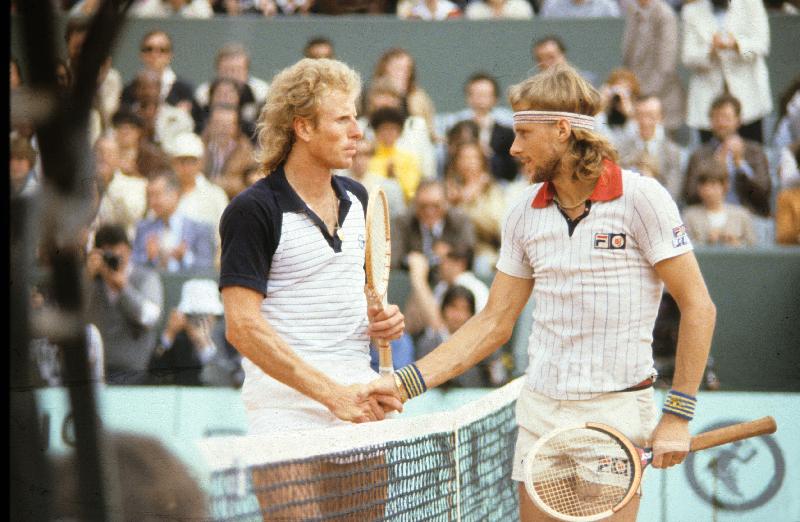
[10,15,800,114]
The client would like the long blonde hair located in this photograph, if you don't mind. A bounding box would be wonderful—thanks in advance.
[255,58,361,174]
[508,64,617,182]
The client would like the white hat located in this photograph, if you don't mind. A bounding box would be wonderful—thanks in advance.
[177,279,224,315]
[165,132,204,159]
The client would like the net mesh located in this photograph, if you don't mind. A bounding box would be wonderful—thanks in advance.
[200,379,523,521]
[528,427,634,518]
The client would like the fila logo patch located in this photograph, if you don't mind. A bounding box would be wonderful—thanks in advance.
[594,233,626,249]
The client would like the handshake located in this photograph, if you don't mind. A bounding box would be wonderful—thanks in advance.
[325,373,407,424]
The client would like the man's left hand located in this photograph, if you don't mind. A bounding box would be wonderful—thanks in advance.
[651,413,691,469]
[367,304,405,341]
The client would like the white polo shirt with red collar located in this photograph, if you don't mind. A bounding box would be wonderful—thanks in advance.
[497,161,693,400]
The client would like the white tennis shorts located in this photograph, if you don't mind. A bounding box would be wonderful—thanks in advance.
[511,385,657,482]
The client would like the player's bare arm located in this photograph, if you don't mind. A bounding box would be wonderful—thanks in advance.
[650,251,716,469]
[368,272,534,399]
[223,286,403,422]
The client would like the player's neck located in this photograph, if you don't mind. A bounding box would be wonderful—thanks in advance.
[551,158,595,209]
[284,150,334,202]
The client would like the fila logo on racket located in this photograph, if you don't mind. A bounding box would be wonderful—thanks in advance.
[593,232,626,250]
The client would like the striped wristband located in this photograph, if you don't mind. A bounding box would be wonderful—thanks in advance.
[395,364,427,400]
[662,390,697,421]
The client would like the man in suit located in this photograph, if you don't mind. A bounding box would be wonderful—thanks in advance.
[87,224,164,384]
[683,94,771,217]
[436,73,518,182]
[391,179,476,272]
[132,171,216,272]
[617,96,684,202]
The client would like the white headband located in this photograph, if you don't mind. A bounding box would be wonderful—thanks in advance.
[513,110,595,130]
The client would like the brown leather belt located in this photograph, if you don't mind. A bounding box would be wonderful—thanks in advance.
[621,376,656,392]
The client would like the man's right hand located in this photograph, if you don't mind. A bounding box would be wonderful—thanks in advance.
[326,383,403,423]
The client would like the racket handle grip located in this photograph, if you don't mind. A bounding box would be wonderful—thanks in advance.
[378,339,393,375]
[690,416,777,452]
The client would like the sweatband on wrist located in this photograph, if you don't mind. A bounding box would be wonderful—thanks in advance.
[395,364,427,400]
[662,390,697,421]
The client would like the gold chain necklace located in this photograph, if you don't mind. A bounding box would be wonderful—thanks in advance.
[553,193,588,211]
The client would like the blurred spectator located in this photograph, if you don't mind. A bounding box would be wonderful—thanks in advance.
[465,0,534,18]
[681,0,772,144]
[86,224,163,384]
[360,78,437,179]
[397,0,463,18]
[196,77,258,139]
[372,48,437,139]
[343,139,406,217]
[124,69,195,147]
[616,95,684,200]
[242,162,265,187]
[303,36,336,59]
[775,142,800,245]
[539,0,620,18]
[194,43,268,131]
[622,0,684,133]
[149,278,243,386]
[762,0,799,14]
[121,30,198,117]
[132,171,217,272]
[165,132,230,230]
[597,68,640,146]
[437,73,517,182]
[433,240,490,311]
[202,104,254,198]
[111,109,172,179]
[93,136,148,239]
[683,94,771,218]
[254,0,315,15]
[531,35,598,86]
[126,0,214,17]
[314,0,391,13]
[391,178,475,271]
[51,433,208,520]
[10,136,39,198]
[682,160,756,246]
[27,285,105,387]
[415,284,508,387]
[444,141,505,278]
[773,75,800,151]
[367,107,423,202]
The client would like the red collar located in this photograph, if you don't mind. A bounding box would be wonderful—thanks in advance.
[532,159,623,209]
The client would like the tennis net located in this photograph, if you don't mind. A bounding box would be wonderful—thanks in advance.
[198,377,524,521]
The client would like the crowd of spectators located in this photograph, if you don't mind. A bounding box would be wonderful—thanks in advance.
[12,0,800,390]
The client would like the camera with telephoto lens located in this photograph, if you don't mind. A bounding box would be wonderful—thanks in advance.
[102,251,121,271]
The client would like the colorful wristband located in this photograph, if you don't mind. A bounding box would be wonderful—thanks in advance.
[662,389,697,421]
[395,364,427,400]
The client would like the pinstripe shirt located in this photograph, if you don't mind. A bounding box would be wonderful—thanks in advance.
[219,166,374,413]
[497,162,693,400]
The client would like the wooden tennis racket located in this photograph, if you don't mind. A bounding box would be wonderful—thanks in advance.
[364,187,393,376]
[523,416,777,521]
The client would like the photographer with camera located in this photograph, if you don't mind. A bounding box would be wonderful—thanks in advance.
[597,68,641,147]
[87,224,163,384]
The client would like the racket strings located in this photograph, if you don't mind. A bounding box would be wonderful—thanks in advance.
[530,430,634,517]
[366,192,390,298]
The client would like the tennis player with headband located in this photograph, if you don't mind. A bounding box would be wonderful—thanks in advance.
[369,63,716,521]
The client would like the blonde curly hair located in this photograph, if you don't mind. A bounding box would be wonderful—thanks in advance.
[508,64,618,182]
[255,58,361,174]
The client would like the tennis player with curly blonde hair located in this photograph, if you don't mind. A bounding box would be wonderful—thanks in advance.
[369,64,717,521]
[220,58,404,432]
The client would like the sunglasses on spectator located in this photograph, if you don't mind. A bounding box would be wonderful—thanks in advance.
[141,45,171,54]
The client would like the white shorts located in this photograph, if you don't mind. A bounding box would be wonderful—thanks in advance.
[243,357,380,435]
[511,385,657,482]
